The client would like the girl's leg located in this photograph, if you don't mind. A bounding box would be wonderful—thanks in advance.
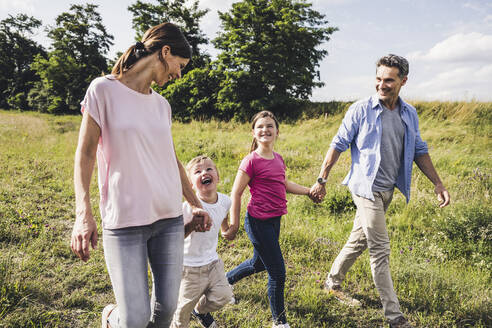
[226,213,265,285]
[103,225,152,328]
[248,215,287,325]
[148,216,185,328]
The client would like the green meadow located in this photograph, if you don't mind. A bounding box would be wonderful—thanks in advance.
[0,102,490,327]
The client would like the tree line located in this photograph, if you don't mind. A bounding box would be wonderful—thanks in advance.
[0,0,337,121]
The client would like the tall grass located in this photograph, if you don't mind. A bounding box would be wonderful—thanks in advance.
[0,101,490,327]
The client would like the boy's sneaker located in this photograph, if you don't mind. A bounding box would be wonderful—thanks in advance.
[324,281,361,307]
[229,283,236,304]
[272,323,290,328]
[192,309,217,328]
[101,304,116,328]
[389,316,414,328]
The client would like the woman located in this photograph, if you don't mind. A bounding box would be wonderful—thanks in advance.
[70,22,210,328]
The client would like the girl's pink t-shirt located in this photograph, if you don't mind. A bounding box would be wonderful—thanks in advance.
[239,151,287,219]
[81,75,182,229]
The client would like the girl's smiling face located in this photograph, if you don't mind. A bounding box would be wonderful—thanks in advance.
[252,117,279,146]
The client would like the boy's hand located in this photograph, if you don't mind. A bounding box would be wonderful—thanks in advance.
[221,224,238,241]
[191,208,212,232]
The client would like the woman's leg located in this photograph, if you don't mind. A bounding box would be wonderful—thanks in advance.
[247,216,287,325]
[103,225,152,328]
[226,213,265,285]
[148,216,185,328]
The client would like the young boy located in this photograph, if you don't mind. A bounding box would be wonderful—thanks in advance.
[172,156,234,328]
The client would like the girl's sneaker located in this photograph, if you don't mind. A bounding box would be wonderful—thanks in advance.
[101,304,116,328]
[272,323,290,328]
[192,309,217,328]
[229,283,236,304]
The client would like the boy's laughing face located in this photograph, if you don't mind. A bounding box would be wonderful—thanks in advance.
[189,158,219,195]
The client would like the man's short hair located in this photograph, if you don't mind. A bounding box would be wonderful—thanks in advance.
[376,54,409,79]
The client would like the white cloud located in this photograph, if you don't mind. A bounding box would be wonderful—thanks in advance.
[405,63,492,101]
[0,0,36,13]
[408,32,492,63]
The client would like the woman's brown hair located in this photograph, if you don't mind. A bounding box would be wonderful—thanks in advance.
[112,22,191,78]
[250,111,280,152]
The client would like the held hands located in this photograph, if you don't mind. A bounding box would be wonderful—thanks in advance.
[221,224,239,241]
[70,214,98,262]
[309,182,326,203]
[191,207,212,232]
[435,183,450,208]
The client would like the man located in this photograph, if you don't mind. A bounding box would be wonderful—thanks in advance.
[310,54,450,328]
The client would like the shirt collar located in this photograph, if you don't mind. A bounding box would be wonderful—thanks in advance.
[371,94,408,112]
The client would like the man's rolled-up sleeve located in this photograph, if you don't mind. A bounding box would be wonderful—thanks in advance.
[330,104,360,153]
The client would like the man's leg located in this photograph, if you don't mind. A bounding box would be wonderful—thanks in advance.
[326,204,368,288]
[353,191,402,321]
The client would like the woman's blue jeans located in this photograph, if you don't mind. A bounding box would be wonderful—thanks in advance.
[226,213,286,324]
[103,216,184,328]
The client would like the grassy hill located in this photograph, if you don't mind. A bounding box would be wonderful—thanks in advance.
[0,102,490,327]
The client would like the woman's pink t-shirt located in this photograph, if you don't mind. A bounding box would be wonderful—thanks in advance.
[239,151,287,219]
[81,75,182,229]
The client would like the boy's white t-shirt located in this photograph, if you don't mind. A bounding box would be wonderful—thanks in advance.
[182,192,231,267]
[81,75,182,229]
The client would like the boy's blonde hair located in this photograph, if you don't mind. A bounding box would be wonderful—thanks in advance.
[185,155,220,180]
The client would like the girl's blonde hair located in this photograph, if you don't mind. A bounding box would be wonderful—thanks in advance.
[250,110,280,152]
[111,22,191,78]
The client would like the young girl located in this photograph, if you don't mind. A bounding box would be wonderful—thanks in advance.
[224,111,314,328]
[70,22,210,328]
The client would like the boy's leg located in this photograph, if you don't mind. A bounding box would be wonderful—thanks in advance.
[171,266,207,328]
[148,216,185,328]
[326,204,368,288]
[103,225,152,328]
[195,259,233,313]
[226,213,266,285]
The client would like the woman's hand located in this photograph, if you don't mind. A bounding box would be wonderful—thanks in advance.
[191,207,212,232]
[71,214,98,262]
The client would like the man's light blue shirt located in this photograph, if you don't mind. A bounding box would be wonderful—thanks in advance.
[331,94,428,202]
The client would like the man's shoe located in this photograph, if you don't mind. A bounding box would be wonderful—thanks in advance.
[389,316,414,328]
[101,304,116,328]
[324,282,361,307]
[192,309,217,328]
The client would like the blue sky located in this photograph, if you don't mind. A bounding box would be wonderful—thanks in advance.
[1,0,491,102]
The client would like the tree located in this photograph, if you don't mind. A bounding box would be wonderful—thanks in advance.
[213,0,337,120]
[128,0,210,71]
[0,14,46,110]
[29,4,113,113]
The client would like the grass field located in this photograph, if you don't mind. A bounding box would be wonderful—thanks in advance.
[0,101,490,327]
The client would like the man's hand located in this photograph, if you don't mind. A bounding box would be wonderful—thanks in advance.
[435,183,450,208]
[309,183,326,203]
[71,215,98,262]
[191,207,212,232]
[221,224,239,241]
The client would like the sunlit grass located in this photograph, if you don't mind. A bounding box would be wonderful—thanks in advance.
[0,101,490,327]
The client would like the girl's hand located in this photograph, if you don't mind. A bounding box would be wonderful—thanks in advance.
[221,224,239,241]
[309,183,326,203]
